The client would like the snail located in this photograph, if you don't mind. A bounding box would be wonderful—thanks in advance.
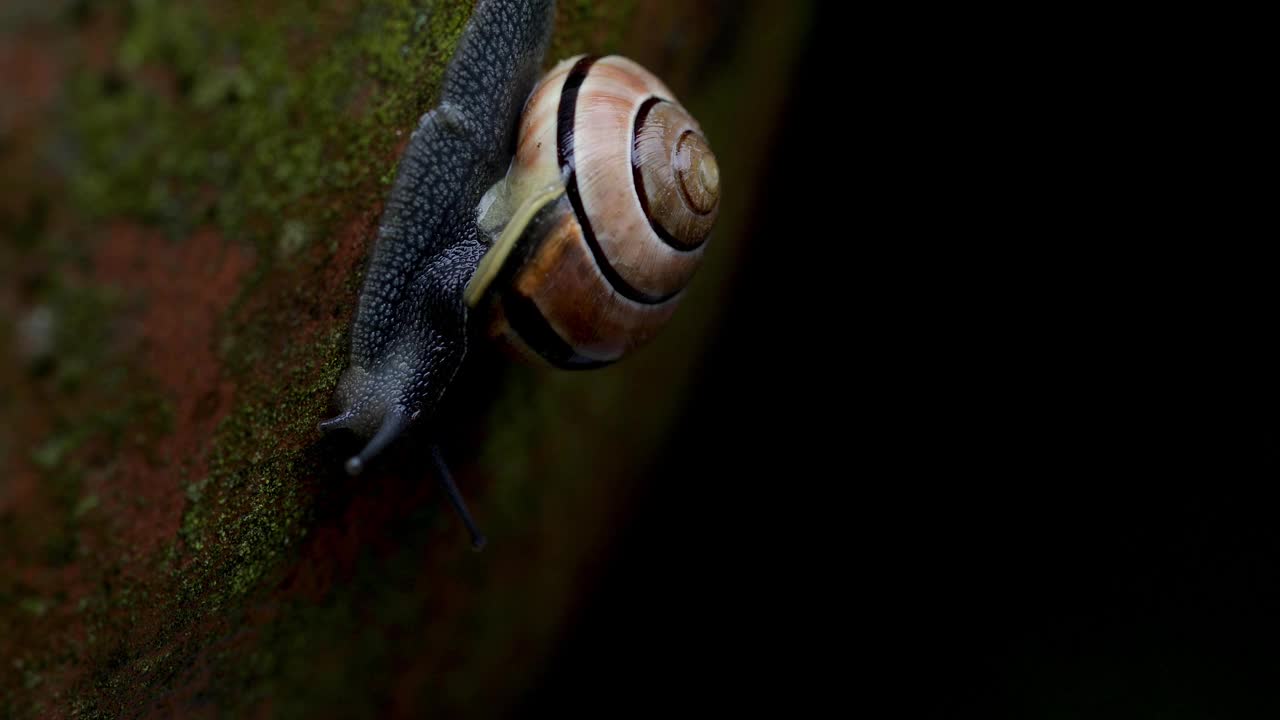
[319,0,720,549]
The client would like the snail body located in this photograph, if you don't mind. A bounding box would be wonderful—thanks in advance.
[320,0,555,463]
[320,0,719,545]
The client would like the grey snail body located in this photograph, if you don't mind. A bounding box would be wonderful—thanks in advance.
[320,0,720,547]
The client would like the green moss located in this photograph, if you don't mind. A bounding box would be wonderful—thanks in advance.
[43,1,481,710]
[59,0,472,637]
[69,0,470,255]
[18,597,50,617]
[1,2,482,715]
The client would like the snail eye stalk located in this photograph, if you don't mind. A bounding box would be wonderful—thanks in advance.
[341,407,411,477]
[431,444,487,551]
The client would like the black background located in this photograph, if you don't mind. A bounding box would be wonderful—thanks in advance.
[516,4,1274,717]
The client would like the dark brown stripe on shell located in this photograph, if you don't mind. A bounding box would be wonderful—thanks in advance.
[631,98,704,251]
[557,56,677,305]
[556,56,597,170]
[503,290,612,370]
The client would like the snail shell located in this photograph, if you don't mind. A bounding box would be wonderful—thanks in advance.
[465,55,721,368]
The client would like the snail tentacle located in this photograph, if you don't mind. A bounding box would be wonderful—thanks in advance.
[431,445,487,551]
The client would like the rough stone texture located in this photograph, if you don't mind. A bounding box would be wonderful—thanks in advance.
[0,1,810,717]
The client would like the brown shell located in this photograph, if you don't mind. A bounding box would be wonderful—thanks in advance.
[469,55,720,368]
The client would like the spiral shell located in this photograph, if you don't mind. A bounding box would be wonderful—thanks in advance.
[466,55,721,367]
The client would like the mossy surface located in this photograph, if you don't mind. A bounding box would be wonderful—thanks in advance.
[68,0,471,247]
[0,1,811,717]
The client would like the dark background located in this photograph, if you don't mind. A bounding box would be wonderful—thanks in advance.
[518,5,1278,717]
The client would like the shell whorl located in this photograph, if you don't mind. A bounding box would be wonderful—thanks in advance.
[632,98,719,249]
[469,54,720,367]
[559,55,717,300]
